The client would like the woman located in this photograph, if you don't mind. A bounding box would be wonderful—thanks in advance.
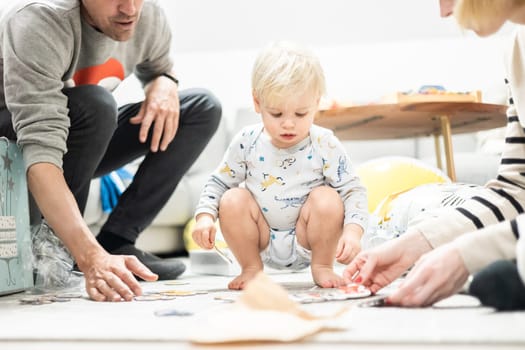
[344,0,525,310]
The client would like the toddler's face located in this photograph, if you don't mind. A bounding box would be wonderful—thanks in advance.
[255,90,319,149]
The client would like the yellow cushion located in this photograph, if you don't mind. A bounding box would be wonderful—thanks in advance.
[356,156,451,213]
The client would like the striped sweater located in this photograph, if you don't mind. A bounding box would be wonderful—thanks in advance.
[413,27,525,279]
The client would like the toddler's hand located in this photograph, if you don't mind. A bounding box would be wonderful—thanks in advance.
[191,215,216,249]
[335,225,362,264]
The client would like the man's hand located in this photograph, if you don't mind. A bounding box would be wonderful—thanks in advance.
[82,250,158,302]
[27,163,158,302]
[335,223,363,264]
[192,214,217,249]
[386,244,469,307]
[130,73,180,152]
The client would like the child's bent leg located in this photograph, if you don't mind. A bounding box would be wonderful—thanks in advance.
[219,188,270,290]
[296,186,345,288]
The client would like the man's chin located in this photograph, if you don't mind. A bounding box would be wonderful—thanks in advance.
[102,25,136,41]
[109,31,134,41]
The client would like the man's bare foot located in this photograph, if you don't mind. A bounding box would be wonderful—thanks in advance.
[228,267,262,290]
[311,264,346,288]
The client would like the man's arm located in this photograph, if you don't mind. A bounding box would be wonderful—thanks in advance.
[27,163,157,301]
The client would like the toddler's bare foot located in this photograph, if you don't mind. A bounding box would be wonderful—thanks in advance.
[311,264,346,288]
[228,267,262,290]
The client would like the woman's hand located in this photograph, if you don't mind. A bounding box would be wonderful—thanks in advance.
[387,243,469,307]
[343,230,432,293]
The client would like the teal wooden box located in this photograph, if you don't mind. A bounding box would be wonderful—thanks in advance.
[0,138,33,295]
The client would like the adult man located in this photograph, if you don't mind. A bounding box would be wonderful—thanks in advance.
[0,0,221,301]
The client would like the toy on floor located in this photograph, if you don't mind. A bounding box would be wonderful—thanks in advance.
[290,283,371,304]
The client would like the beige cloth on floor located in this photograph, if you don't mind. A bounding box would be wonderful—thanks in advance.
[187,272,347,344]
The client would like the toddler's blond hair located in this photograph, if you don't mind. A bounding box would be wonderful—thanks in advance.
[251,41,326,106]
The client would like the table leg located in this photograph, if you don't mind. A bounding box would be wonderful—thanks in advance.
[433,134,443,171]
[440,115,456,181]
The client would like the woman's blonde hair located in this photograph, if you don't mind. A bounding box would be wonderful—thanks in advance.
[454,0,519,33]
[251,41,326,106]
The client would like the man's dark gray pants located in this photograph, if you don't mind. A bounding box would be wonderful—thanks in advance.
[0,85,222,244]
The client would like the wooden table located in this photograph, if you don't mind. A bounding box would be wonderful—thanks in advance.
[315,102,507,181]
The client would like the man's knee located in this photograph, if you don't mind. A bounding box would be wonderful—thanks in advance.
[194,88,222,116]
[87,85,118,125]
[65,85,118,130]
[182,88,222,133]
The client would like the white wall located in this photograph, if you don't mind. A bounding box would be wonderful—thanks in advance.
[142,0,513,125]
[160,0,507,51]
[168,36,508,124]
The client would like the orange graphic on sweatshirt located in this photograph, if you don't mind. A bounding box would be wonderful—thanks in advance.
[73,58,125,90]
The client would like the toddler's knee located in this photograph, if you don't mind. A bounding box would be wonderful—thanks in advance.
[308,186,343,214]
[219,188,251,212]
